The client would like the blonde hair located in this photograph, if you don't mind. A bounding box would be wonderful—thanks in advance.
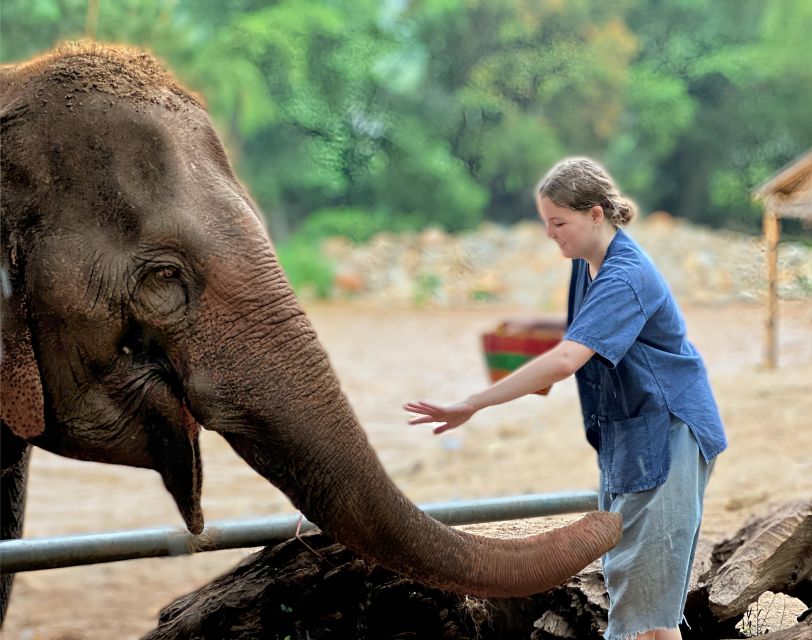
[537,157,636,227]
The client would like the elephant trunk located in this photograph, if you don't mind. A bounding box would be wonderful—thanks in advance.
[192,295,621,597]
[228,413,620,596]
[181,235,621,596]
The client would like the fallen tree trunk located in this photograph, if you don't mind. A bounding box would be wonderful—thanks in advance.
[143,531,614,640]
[143,534,524,640]
[144,502,812,639]
[707,500,812,621]
[722,615,811,640]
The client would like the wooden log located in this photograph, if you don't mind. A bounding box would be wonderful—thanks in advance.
[143,532,539,640]
[529,562,609,639]
[708,500,812,621]
[143,502,811,639]
[144,532,614,640]
[721,614,811,640]
[763,208,780,369]
[533,610,577,638]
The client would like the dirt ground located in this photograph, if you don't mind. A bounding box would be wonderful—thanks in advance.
[3,299,811,639]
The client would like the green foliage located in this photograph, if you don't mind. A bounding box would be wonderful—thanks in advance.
[604,65,695,199]
[0,0,85,61]
[295,207,422,244]
[412,272,443,307]
[369,117,489,232]
[2,0,810,235]
[623,0,812,229]
[275,239,335,300]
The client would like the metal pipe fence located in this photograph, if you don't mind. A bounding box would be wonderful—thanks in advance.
[0,490,598,574]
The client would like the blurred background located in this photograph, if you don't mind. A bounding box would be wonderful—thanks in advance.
[3,0,811,300]
[2,3,811,638]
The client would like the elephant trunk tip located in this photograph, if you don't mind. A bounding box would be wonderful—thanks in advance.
[544,509,623,585]
[187,518,204,536]
[178,502,204,535]
[485,509,623,598]
[586,509,623,550]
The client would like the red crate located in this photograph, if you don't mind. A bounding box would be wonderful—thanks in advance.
[481,318,566,395]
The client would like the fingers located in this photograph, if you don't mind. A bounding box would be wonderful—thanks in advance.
[403,401,441,414]
[433,422,457,435]
[404,401,458,435]
[404,401,444,424]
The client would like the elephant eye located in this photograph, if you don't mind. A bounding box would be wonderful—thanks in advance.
[144,264,185,289]
[133,264,188,318]
[154,266,180,280]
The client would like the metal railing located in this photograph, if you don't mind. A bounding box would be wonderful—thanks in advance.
[0,490,598,574]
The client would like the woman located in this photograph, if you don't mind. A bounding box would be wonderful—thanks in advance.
[404,157,727,640]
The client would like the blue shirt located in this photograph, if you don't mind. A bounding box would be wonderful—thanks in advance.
[565,228,727,494]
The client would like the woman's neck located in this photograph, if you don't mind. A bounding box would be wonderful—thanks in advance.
[585,226,618,279]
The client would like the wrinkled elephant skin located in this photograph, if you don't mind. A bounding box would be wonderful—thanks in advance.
[0,42,621,623]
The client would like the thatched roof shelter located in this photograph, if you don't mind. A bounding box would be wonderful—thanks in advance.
[754,150,812,222]
[752,150,812,368]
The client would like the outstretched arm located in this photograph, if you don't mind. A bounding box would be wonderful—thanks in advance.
[405,339,595,434]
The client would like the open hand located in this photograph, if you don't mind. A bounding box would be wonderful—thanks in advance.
[403,400,476,435]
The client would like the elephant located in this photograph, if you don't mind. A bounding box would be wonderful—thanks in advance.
[0,41,622,623]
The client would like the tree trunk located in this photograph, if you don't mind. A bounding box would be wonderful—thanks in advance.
[142,500,812,639]
[707,500,812,621]
[721,615,811,640]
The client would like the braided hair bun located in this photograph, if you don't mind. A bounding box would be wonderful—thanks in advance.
[537,157,637,227]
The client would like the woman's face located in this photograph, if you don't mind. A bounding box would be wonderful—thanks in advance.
[536,195,598,260]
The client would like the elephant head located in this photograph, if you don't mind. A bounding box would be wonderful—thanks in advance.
[0,42,621,619]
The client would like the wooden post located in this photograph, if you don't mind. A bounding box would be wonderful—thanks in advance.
[763,209,780,369]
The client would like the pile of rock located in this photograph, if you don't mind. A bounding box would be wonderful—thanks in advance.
[321,214,812,308]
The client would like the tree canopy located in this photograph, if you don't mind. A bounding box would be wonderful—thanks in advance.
[2,0,810,237]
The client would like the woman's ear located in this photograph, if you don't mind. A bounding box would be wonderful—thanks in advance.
[590,205,605,226]
[1,276,46,440]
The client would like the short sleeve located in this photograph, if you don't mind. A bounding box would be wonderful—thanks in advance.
[564,276,646,367]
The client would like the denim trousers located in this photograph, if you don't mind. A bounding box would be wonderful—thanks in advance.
[599,419,713,640]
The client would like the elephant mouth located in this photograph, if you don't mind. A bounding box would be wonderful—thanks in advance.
[114,325,206,533]
[181,398,202,437]
[140,381,205,534]
[180,399,206,534]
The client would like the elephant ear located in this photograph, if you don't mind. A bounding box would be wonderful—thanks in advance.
[1,83,45,440]
[1,261,45,441]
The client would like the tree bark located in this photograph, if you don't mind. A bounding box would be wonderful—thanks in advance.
[707,500,812,621]
[721,615,811,640]
[143,501,812,639]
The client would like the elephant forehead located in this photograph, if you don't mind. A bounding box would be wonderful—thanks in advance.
[5,45,249,244]
[48,99,248,240]
[19,106,232,239]
[37,95,195,230]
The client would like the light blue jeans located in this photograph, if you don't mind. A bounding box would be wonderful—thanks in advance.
[599,418,713,640]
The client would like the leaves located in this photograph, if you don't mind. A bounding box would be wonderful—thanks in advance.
[2,0,809,236]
